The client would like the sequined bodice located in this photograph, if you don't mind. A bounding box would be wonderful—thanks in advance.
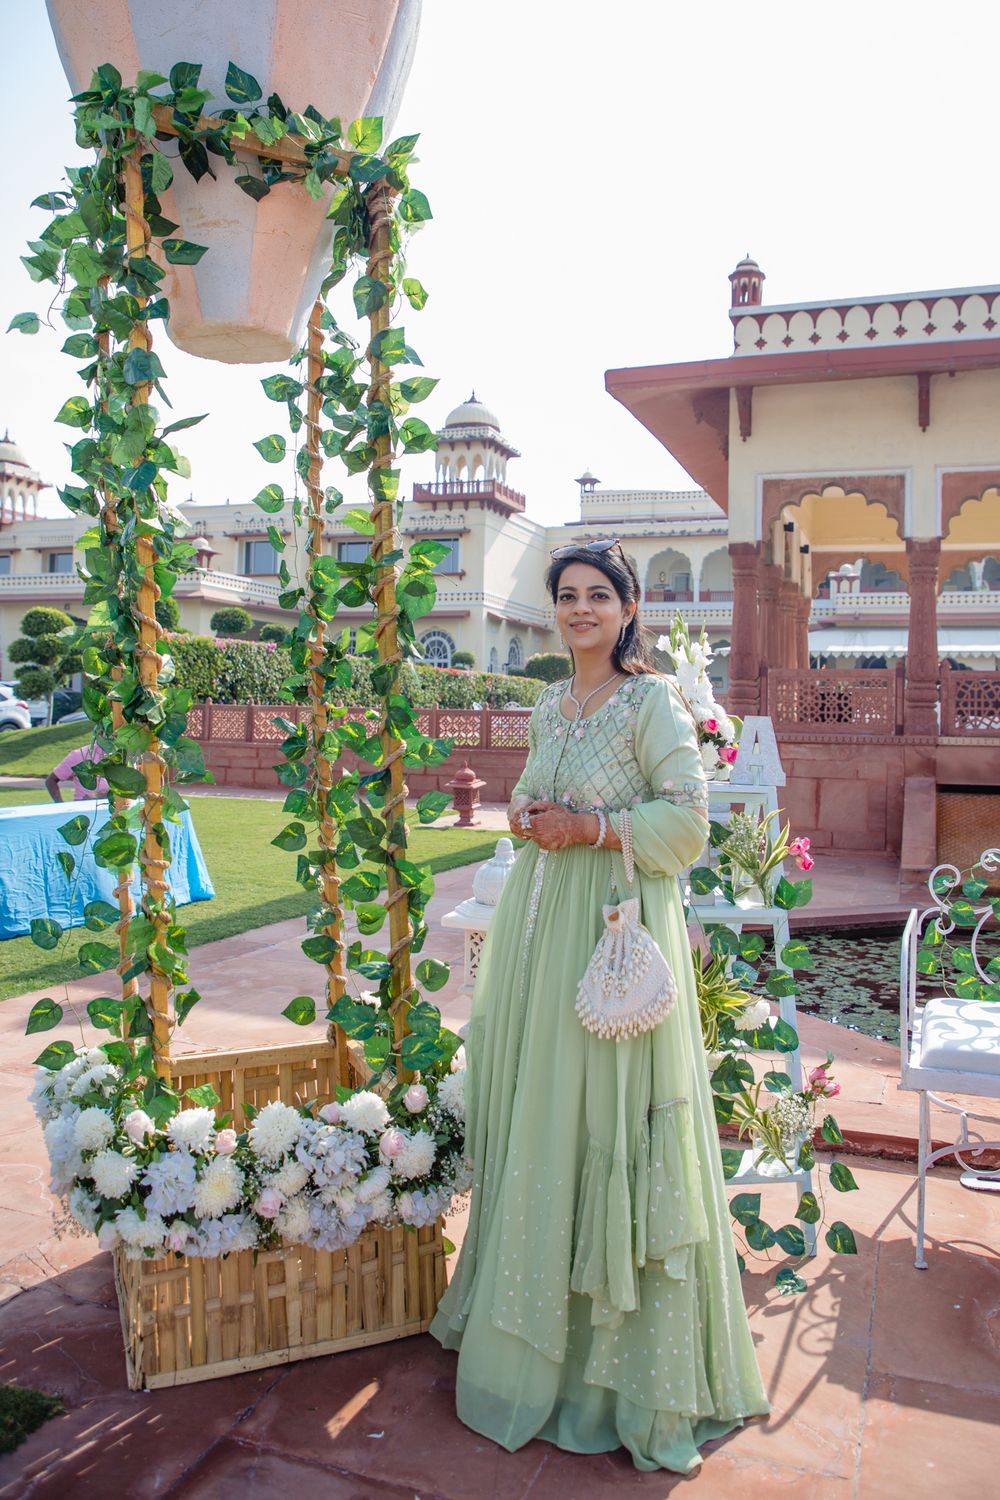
[520,675,664,813]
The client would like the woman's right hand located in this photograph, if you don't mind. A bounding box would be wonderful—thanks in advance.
[507,795,533,841]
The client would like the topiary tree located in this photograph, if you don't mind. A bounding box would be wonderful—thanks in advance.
[155,595,181,631]
[526,651,571,683]
[210,605,252,637]
[452,649,475,669]
[8,606,81,724]
[259,623,288,644]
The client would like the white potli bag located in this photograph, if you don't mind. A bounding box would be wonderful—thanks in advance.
[575,809,678,1040]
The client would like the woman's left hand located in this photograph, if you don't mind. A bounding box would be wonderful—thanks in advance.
[524,800,594,851]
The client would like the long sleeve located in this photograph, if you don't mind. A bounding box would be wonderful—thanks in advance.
[610,677,708,878]
[509,691,543,800]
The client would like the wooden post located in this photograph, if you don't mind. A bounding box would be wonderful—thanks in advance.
[123,139,171,1079]
[304,300,348,1080]
[365,182,415,1085]
[95,272,139,1021]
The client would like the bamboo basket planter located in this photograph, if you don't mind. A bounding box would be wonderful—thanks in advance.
[115,1041,446,1389]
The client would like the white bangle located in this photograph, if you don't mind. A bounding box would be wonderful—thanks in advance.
[592,808,607,848]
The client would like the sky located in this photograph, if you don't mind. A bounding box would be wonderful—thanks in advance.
[2,1,998,525]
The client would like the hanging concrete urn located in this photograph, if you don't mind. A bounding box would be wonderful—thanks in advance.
[45,0,422,364]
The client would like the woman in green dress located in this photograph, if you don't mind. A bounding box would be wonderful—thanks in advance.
[430,543,769,1473]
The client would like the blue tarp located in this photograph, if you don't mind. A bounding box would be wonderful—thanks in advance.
[0,799,215,940]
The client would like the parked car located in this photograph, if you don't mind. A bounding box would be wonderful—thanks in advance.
[0,683,83,726]
[0,684,32,733]
[54,708,89,725]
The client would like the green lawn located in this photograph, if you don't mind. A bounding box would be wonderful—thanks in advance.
[0,721,91,777]
[0,789,506,1002]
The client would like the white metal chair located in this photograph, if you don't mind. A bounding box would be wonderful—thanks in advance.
[899,848,1000,1268]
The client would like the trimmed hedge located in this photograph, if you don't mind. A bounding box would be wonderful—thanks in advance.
[166,635,543,710]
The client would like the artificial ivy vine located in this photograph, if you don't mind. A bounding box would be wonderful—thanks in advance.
[15,60,460,1122]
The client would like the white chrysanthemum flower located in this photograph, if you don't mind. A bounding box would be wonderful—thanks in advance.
[276,1193,312,1243]
[68,1184,100,1233]
[167,1107,216,1153]
[735,999,771,1032]
[89,1148,138,1201]
[191,1155,244,1218]
[248,1100,303,1163]
[365,1189,394,1222]
[719,713,736,741]
[270,1159,310,1198]
[339,1090,390,1136]
[115,1207,168,1257]
[73,1105,116,1153]
[355,1164,391,1203]
[435,1071,465,1122]
[700,743,720,772]
[69,1062,119,1099]
[142,1150,198,1217]
[392,1128,437,1182]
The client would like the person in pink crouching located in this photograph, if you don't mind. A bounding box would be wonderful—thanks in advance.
[45,743,109,802]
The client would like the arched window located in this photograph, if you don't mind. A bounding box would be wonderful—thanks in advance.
[488,645,499,673]
[507,636,523,671]
[419,629,455,667]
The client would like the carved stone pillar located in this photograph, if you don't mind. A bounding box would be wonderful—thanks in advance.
[778,580,800,669]
[757,563,782,667]
[904,537,941,736]
[728,542,762,716]
[795,592,812,668]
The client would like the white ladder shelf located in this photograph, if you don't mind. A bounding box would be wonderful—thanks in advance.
[690,779,818,1255]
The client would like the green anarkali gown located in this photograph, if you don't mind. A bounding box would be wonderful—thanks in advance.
[430,673,769,1473]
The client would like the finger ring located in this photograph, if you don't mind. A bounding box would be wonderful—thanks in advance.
[519,812,532,833]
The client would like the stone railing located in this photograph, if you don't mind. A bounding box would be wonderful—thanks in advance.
[176,568,282,601]
[940,665,1000,736]
[731,284,1000,356]
[765,666,904,735]
[816,590,1000,615]
[186,702,532,750]
[0,571,81,592]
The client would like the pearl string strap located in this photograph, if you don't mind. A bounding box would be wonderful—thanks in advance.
[591,808,607,849]
[619,808,635,887]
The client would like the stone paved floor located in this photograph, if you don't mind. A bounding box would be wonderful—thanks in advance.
[3,830,999,1496]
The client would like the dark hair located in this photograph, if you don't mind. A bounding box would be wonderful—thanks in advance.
[545,547,655,676]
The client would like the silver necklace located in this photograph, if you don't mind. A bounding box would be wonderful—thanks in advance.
[565,668,623,723]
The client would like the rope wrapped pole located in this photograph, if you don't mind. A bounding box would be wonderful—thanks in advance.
[96,271,139,1023]
[304,300,348,1081]
[123,138,171,1080]
[365,182,415,1085]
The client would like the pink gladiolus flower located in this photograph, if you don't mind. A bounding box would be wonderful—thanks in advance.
[797,853,815,871]
[720,745,739,764]
[789,837,812,857]
[214,1129,238,1155]
[254,1188,282,1219]
[703,717,719,734]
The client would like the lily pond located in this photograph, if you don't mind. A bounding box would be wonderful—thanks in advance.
[793,927,905,1043]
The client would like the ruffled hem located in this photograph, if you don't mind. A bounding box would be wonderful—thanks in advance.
[569,1098,709,1327]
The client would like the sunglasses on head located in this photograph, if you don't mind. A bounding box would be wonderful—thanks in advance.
[550,537,624,560]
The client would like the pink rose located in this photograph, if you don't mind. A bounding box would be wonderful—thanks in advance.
[720,745,739,764]
[319,1102,343,1125]
[214,1128,238,1155]
[403,1084,429,1113]
[789,837,812,857]
[254,1188,282,1219]
[808,1065,829,1087]
[703,717,719,734]
[123,1108,155,1145]
[165,1226,189,1253]
[379,1127,407,1161]
[97,1221,120,1252]
[797,853,815,872]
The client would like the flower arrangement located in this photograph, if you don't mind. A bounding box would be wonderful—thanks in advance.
[707,806,815,906]
[658,614,741,777]
[31,1046,469,1261]
[733,1058,843,1175]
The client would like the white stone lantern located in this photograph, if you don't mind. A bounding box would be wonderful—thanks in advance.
[441,837,517,997]
[45,0,421,363]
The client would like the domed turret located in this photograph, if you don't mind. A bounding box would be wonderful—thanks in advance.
[442,392,501,433]
[431,391,522,505]
[728,255,765,309]
[0,430,49,523]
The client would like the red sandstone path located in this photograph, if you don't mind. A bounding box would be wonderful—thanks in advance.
[2,836,999,1496]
